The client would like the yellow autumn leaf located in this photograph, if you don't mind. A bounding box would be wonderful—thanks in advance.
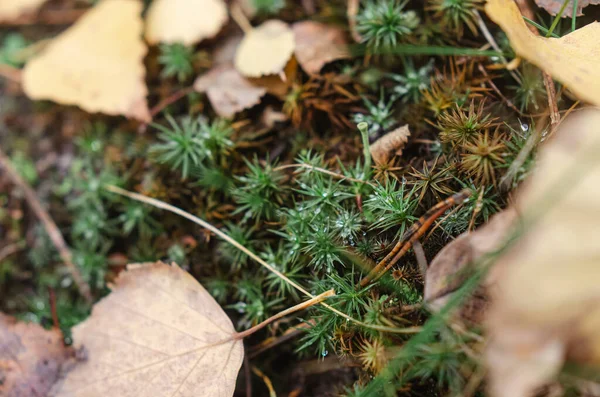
[486,109,600,397]
[235,20,295,78]
[50,262,244,397]
[0,0,48,22]
[22,0,150,122]
[145,0,228,45]
[485,0,600,107]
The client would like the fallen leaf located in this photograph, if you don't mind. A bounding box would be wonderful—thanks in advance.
[235,20,295,78]
[485,0,600,107]
[424,208,518,322]
[0,0,48,22]
[145,0,228,45]
[533,0,600,17]
[50,262,244,397]
[0,313,72,397]
[292,21,350,75]
[22,0,150,121]
[248,57,298,99]
[194,64,266,117]
[213,34,244,65]
[485,109,600,397]
[369,125,411,165]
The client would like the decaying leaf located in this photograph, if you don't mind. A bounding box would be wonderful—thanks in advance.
[145,0,228,45]
[0,313,72,397]
[50,262,244,397]
[369,125,411,165]
[194,64,267,117]
[486,109,600,397]
[247,57,298,99]
[22,0,150,121]
[485,0,600,107]
[533,0,600,17]
[292,21,350,75]
[0,0,48,22]
[235,20,295,78]
[424,208,518,322]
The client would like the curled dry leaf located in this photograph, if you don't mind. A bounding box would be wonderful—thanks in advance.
[50,262,244,397]
[369,125,411,166]
[22,0,150,122]
[145,0,228,45]
[235,20,295,78]
[292,21,350,75]
[485,0,600,107]
[486,109,600,397]
[533,0,600,17]
[424,208,518,323]
[0,313,73,397]
[0,0,48,22]
[194,64,266,117]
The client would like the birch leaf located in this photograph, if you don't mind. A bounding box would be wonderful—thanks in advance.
[370,125,411,165]
[50,262,244,397]
[235,20,295,77]
[145,0,228,45]
[292,21,350,75]
[485,0,600,107]
[0,0,48,22]
[486,109,600,397]
[22,0,150,121]
[0,314,72,397]
[194,64,266,117]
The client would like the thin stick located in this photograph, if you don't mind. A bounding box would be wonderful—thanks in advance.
[0,241,26,262]
[360,189,471,287]
[106,185,422,334]
[248,321,314,358]
[274,163,375,186]
[235,289,335,339]
[477,64,523,116]
[251,366,277,397]
[150,86,194,118]
[230,2,253,33]
[542,72,560,132]
[0,148,92,303]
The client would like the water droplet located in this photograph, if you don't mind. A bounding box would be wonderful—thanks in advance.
[322,350,329,357]
[520,122,529,132]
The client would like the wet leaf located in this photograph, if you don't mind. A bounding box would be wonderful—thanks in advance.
[291,21,350,75]
[533,0,600,17]
[485,0,600,107]
[22,0,150,121]
[0,0,48,22]
[145,0,228,45]
[194,64,267,117]
[50,262,244,397]
[486,109,600,397]
[235,20,295,77]
[0,313,72,397]
[369,125,411,166]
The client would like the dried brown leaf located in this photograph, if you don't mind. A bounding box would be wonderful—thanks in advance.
[0,313,72,397]
[485,0,600,107]
[533,0,600,17]
[22,0,150,121]
[194,64,266,117]
[145,0,228,45]
[369,125,411,165]
[50,262,244,397]
[486,109,600,397]
[235,20,295,77]
[0,0,48,22]
[291,21,350,75]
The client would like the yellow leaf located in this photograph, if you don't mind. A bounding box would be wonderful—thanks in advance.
[145,0,228,45]
[235,20,295,78]
[292,21,350,75]
[50,262,244,397]
[485,0,600,107]
[194,64,266,117]
[22,0,150,122]
[486,109,600,397]
[0,0,48,22]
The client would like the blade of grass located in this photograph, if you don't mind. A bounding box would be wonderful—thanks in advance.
[546,0,571,37]
[350,44,503,58]
[572,0,578,32]
[523,17,561,38]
